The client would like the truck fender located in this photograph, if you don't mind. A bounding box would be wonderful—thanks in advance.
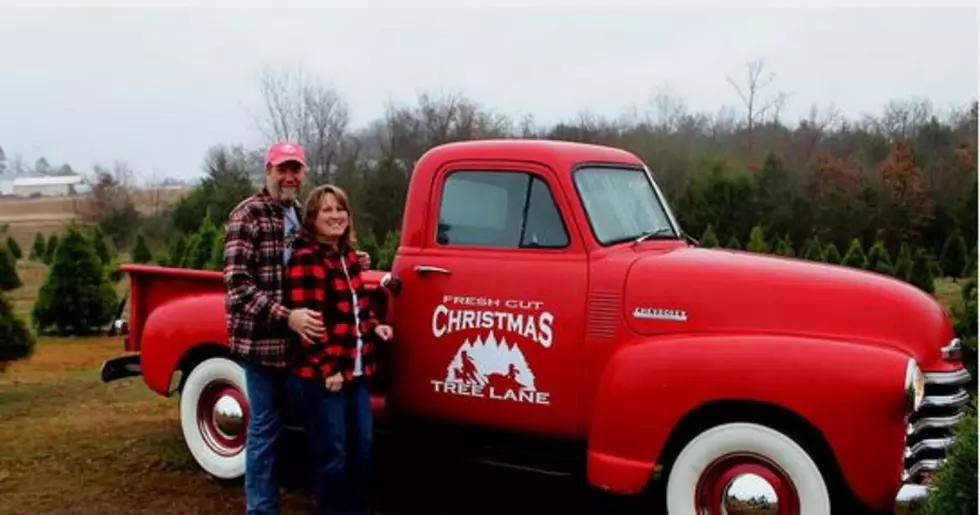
[586,333,910,511]
[140,292,229,397]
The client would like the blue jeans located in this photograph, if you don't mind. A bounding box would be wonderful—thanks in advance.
[243,360,287,515]
[288,375,373,515]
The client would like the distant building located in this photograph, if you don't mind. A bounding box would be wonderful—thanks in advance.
[7,175,86,197]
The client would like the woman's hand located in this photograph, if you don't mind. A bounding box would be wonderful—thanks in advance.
[374,324,394,341]
[356,251,371,269]
[324,372,343,392]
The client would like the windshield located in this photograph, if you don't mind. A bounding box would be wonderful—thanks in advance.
[573,165,678,245]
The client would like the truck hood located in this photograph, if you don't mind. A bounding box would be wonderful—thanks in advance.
[622,246,956,370]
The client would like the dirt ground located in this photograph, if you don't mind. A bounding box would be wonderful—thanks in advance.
[0,335,634,515]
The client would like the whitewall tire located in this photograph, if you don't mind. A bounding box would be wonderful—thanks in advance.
[665,422,831,514]
[179,356,249,480]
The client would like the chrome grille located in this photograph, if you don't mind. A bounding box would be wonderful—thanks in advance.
[903,367,971,483]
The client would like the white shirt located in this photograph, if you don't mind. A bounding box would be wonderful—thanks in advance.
[339,258,363,377]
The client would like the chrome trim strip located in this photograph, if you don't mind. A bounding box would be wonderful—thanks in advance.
[905,437,954,460]
[923,368,971,385]
[642,164,683,238]
[920,389,971,409]
[907,413,965,436]
[907,459,943,478]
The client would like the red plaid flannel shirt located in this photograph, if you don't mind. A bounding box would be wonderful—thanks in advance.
[284,236,381,382]
[222,188,302,368]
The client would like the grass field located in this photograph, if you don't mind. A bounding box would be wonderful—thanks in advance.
[0,258,968,514]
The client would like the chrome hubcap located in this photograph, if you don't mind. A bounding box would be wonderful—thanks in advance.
[213,394,245,438]
[721,473,780,514]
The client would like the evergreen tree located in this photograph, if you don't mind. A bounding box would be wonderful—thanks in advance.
[699,224,720,248]
[725,234,742,250]
[88,225,115,266]
[167,233,188,267]
[823,242,842,264]
[894,242,914,281]
[131,231,153,264]
[357,231,381,266]
[0,245,21,291]
[181,233,203,269]
[378,230,400,270]
[841,238,867,268]
[29,232,45,261]
[43,234,59,265]
[963,246,977,278]
[746,225,769,253]
[801,237,824,261]
[0,292,35,371]
[940,229,968,279]
[908,248,936,294]
[5,236,21,260]
[185,211,220,270]
[31,224,117,336]
[923,398,977,515]
[208,232,224,271]
[773,237,795,257]
[865,239,893,275]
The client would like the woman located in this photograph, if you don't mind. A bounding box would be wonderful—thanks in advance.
[284,184,393,515]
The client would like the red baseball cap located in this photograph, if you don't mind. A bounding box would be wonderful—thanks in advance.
[265,141,308,168]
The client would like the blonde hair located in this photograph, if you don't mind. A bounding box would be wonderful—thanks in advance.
[300,184,356,248]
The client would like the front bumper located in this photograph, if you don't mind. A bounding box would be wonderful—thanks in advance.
[894,484,929,514]
[100,354,142,383]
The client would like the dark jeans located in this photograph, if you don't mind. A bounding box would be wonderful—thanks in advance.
[243,360,287,515]
[288,375,374,515]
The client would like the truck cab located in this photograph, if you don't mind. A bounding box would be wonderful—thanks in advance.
[102,139,971,514]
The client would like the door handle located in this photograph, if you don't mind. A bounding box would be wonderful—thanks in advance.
[415,265,451,275]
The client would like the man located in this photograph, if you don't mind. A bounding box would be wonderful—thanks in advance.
[223,141,370,514]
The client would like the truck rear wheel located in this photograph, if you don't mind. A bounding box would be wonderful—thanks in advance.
[665,422,831,514]
[179,356,249,480]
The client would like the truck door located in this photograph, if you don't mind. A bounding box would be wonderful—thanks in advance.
[390,161,586,437]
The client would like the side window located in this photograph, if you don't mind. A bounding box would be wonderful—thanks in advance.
[436,170,569,249]
[437,171,528,247]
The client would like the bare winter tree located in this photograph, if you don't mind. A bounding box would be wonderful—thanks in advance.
[798,102,844,161]
[726,58,792,154]
[255,65,351,186]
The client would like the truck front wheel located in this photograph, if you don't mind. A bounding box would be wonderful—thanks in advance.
[665,422,831,514]
[179,356,249,480]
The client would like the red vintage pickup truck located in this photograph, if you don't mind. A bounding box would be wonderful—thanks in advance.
[102,139,970,514]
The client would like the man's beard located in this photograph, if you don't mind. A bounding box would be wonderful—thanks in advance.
[276,185,298,202]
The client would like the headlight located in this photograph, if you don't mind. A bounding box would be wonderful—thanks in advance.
[905,358,925,413]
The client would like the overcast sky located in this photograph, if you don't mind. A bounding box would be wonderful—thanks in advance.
[0,7,975,182]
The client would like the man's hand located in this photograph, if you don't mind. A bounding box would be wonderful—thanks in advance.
[324,372,343,392]
[288,308,324,340]
[374,324,394,341]
[357,250,371,270]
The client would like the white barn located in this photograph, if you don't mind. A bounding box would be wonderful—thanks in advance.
[9,175,85,197]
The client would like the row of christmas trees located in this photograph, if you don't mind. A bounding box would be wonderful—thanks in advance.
[0,222,124,369]
[699,224,976,294]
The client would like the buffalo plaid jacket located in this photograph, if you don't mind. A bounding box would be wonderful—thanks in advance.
[284,236,381,382]
[222,187,302,368]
